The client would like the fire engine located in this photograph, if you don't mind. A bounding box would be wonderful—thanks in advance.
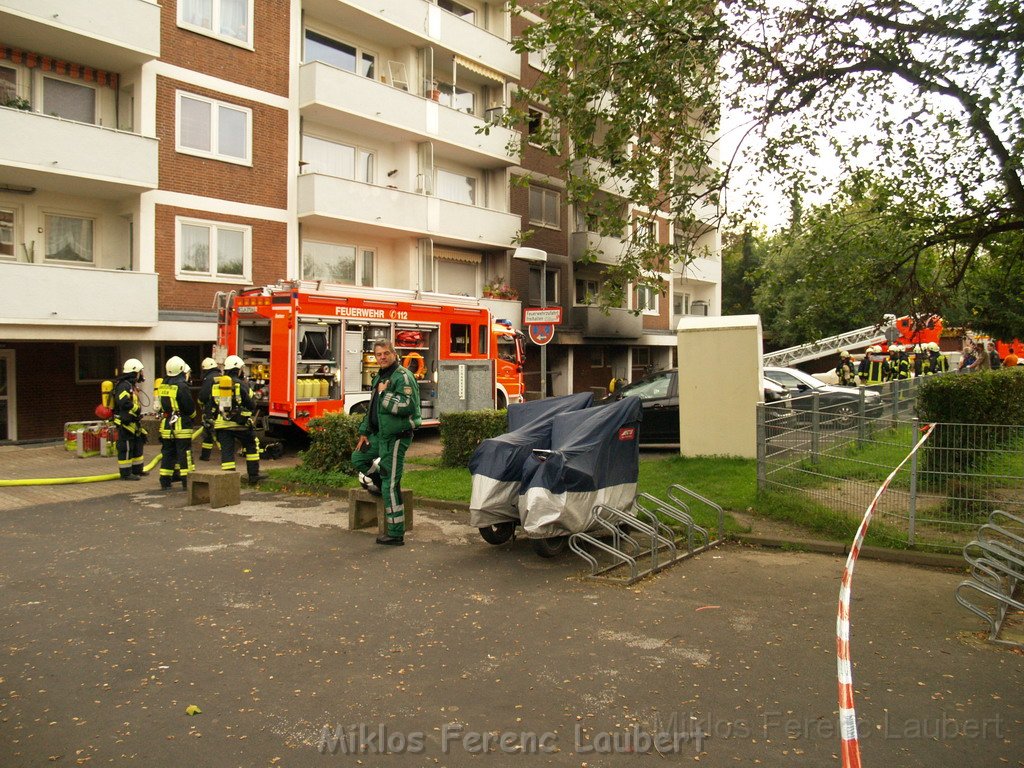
[215,281,527,432]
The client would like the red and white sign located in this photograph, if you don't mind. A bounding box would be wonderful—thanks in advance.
[617,427,637,441]
[523,307,562,325]
[528,323,555,345]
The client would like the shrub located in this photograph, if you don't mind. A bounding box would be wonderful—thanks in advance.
[300,412,364,474]
[439,409,508,468]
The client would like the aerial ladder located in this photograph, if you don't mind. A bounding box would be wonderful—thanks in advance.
[762,314,899,367]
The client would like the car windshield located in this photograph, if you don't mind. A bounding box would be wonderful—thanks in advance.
[765,368,824,390]
[619,371,673,400]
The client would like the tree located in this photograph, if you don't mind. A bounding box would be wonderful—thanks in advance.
[721,226,763,315]
[508,0,1024,316]
[944,233,1024,341]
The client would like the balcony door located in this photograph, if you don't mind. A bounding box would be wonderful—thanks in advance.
[0,349,15,441]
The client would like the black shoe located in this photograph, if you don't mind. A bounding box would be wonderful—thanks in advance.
[120,474,141,482]
[133,470,149,477]
[199,452,211,462]
[180,479,188,490]
[244,474,268,485]
[375,534,404,546]
[159,483,172,491]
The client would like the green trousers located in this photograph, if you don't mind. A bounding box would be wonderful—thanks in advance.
[352,431,412,537]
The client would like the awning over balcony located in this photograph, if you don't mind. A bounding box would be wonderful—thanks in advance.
[435,246,481,264]
[454,55,504,85]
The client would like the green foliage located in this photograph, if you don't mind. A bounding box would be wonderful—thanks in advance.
[300,412,364,474]
[438,409,508,468]
[757,491,910,548]
[721,228,764,316]
[401,467,473,503]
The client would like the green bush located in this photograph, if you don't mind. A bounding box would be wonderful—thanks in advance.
[300,412,364,474]
[438,409,508,468]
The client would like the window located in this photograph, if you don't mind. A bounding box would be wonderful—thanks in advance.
[177,218,250,281]
[528,45,553,72]
[437,0,475,23]
[529,186,560,228]
[301,240,374,286]
[575,278,599,305]
[76,345,119,383]
[301,135,374,182]
[179,0,252,46]
[438,82,475,114]
[529,266,558,304]
[43,77,96,124]
[0,65,17,103]
[45,214,94,263]
[304,30,376,79]
[177,92,252,164]
[436,169,477,205]
[0,209,13,258]
[436,258,477,296]
[527,107,558,147]
[589,346,605,367]
[450,323,471,355]
[634,346,651,367]
[634,218,656,244]
[636,284,659,314]
[673,292,691,316]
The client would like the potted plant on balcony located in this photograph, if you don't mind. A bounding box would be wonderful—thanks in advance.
[482,277,518,300]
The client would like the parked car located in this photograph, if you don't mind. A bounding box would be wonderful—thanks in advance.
[762,366,883,426]
[595,368,793,447]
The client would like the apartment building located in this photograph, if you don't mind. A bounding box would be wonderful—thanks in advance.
[0,0,719,442]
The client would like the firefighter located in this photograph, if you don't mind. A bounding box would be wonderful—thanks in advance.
[351,339,422,546]
[928,342,949,374]
[158,357,196,491]
[890,344,911,380]
[197,357,221,461]
[113,358,147,481]
[835,350,857,386]
[215,354,265,484]
[863,346,888,386]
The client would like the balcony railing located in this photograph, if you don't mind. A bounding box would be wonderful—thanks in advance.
[0,108,158,197]
[0,0,160,70]
[0,261,158,326]
[299,63,519,167]
[297,173,520,249]
[569,306,643,339]
[569,230,628,265]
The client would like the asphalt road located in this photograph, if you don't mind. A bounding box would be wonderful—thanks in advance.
[0,486,1020,767]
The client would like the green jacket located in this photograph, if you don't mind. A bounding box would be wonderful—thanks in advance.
[359,363,421,440]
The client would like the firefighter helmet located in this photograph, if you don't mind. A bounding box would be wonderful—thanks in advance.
[224,355,245,372]
[839,350,850,358]
[201,357,219,371]
[165,356,188,376]
[123,358,144,374]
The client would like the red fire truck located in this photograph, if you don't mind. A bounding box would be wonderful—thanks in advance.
[215,281,527,433]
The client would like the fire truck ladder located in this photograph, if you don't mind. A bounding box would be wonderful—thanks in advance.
[569,485,725,585]
[761,314,897,367]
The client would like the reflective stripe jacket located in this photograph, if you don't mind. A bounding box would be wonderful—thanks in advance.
[198,369,220,421]
[113,372,143,434]
[158,373,196,439]
[358,363,422,441]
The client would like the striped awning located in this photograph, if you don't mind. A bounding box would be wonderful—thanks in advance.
[1,45,118,89]
[454,55,504,85]
[434,247,482,264]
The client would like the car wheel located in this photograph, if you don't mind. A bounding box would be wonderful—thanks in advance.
[531,535,569,558]
[478,522,516,545]
[833,403,856,427]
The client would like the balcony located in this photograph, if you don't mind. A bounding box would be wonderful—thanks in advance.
[305,0,517,78]
[299,62,519,168]
[571,157,634,198]
[677,254,721,285]
[0,261,158,327]
[0,0,160,71]
[0,108,158,198]
[570,306,643,339]
[569,230,628,265]
[297,173,521,249]
[480,298,522,329]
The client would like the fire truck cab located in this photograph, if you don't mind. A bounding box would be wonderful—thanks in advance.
[216,281,526,433]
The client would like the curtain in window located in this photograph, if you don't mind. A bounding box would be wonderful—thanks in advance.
[218,229,244,275]
[360,249,374,286]
[220,0,248,41]
[45,215,93,262]
[218,105,247,158]
[302,136,356,179]
[181,224,210,272]
[436,259,476,296]
[436,169,475,205]
[302,241,356,283]
[183,0,212,27]
[180,97,211,151]
[43,78,96,124]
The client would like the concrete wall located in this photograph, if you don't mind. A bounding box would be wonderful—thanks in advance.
[677,315,762,458]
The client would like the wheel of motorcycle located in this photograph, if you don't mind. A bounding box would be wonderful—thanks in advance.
[531,535,569,558]
[478,521,516,545]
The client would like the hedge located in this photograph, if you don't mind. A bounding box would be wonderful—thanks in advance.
[300,412,364,474]
[438,409,508,468]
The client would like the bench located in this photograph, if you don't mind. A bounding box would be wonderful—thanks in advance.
[187,470,241,508]
[348,489,415,533]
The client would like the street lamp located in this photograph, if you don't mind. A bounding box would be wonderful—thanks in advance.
[512,246,548,399]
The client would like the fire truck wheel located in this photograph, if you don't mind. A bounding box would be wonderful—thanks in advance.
[478,521,516,545]
[349,401,368,415]
[495,392,508,410]
[531,535,569,558]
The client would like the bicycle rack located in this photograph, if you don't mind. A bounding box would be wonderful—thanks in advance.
[955,510,1024,648]
[569,485,725,585]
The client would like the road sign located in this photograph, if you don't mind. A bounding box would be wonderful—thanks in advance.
[528,323,555,345]
[523,307,562,325]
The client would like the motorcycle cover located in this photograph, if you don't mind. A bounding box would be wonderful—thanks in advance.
[519,396,642,538]
[468,392,594,527]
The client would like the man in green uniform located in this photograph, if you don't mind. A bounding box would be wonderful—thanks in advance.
[352,340,421,546]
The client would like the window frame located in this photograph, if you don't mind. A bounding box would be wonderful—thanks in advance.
[42,74,97,125]
[435,167,478,205]
[528,265,559,305]
[0,207,14,260]
[75,345,120,384]
[528,185,560,229]
[300,134,375,183]
[176,91,253,166]
[635,283,659,315]
[178,0,254,49]
[43,212,95,265]
[574,278,600,306]
[300,239,375,287]
[303,28,377,79]
[175,216,252,284]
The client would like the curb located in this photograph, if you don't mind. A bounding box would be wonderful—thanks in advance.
[734,533,966,569]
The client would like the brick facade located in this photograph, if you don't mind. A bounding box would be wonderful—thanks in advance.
[6,343,103,441]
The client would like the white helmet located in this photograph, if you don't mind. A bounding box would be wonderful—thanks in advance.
[929,342,941,352]
[839,350,850,358]
[123,358,144,374]
[224,354,245,372]
[165,356,188,376]
[201,357,219,371]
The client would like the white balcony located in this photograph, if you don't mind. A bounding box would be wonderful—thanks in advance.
[299,62,519,168]
[0,108,158,198]
[571,157,634,198]
[569,306,643,339]
[297,173,521,249]
[305,0,517,78]
[569,230,628,265]
[0,0,160,71]
[678,254,721,285]
[0,261,158,326]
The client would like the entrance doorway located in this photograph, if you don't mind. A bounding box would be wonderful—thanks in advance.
[0,349,15,440]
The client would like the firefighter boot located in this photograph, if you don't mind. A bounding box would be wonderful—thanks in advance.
[180,477,188,491]
[132,465,148,478]
[119,467,141,482]
[199,448,211,462]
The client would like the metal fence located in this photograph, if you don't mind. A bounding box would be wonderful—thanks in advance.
[756,380,1024,552]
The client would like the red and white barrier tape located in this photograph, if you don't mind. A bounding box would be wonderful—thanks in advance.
[836,422,936,768]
